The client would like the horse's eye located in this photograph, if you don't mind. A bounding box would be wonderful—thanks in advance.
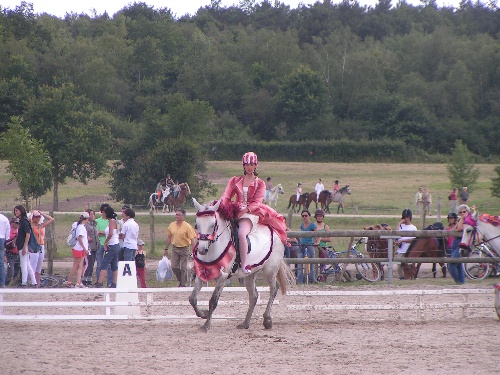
[466,229,471,233]
[194,224,198,230]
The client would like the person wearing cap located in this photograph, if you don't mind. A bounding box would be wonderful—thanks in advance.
[135,239,147,288]
[29,210,54,287]
[333,180,339,195]
[0,211,11,287]
[66,212,90,288]
[220,152,287,274]
[395,209,417,280]
[5,216,20,286]
[314,209,331,268]
[120,207,139,261]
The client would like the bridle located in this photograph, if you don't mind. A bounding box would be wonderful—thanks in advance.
[195,210,232,250]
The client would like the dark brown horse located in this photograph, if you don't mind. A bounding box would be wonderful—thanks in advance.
[288,192,309,213]
[167,182,191,211]
[365,224,393,280]
[403,223,447,280]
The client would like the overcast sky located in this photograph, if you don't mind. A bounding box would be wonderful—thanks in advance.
[2,0,465,19]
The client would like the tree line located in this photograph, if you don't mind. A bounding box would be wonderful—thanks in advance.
[0,1,498,207]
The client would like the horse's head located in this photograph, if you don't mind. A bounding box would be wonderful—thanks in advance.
[364,224,391,258]
[341,185,351,195]
[459,211,479,250]
[182,183,191,196]
[193,198,221,255]
[276,184,285,194]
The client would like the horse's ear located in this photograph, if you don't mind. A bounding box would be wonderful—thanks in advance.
[193,198,203,211]
[211,200,222,211]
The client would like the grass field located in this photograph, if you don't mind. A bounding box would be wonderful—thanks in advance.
[1,160,499,259]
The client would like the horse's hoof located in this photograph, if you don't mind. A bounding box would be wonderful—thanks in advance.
[200,323,210,332]
[198,310,209,319]
[263,317,272,329]
[236,322,250,329]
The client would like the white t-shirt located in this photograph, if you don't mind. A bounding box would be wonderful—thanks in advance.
[121,218,139,249]
[105,223,119,246]
[315,182,324,196]
[397,223,417,254]
[73,223,89,253]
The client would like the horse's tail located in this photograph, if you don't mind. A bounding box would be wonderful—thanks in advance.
[287,198,292,210]
[277,260,296,295]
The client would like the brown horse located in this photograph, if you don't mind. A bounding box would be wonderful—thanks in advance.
[403,223,447,280]
[167,182,191,211]
[364,224,393,280]
[287,192,309,213]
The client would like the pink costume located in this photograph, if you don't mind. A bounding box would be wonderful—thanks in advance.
[220,176,288,244]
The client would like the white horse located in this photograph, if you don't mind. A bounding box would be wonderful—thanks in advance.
[460,212,500,253]
[148,186,171,213]
[264,184,284,208]
[189,198,295,332]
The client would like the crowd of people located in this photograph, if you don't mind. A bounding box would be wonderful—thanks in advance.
[0,154,477,289]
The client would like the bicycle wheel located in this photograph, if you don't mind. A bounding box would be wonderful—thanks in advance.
[356,262,381,282]
[464,249,491,280]
[40,275,64,288]
[342,269,354,282]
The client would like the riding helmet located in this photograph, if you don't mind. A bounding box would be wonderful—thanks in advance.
[242,152,258,165]
[314,209,325,218]
[402,208,412,220]
[447,212,458,220]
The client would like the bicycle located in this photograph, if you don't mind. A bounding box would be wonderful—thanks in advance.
[39,273,66,288]
[316,246,354,283]
[464,243,500,280]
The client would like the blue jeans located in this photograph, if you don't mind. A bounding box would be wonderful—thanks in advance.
[100,244,119,272]
[122,247,136,261]
[448,238,465,284]
[0,238,5,286]
[96,245,113,285]
[284,245,291,259]
[296,244,315,284]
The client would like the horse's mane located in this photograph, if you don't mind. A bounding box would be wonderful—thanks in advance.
[216,200,238,221]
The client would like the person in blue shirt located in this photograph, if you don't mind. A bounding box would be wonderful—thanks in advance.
[295,210,319,284]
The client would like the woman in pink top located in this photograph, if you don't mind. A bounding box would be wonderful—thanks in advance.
[220,152,287,273]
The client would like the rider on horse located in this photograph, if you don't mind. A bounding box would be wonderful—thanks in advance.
[156,179,165,200]
[172,179,180,199]
[219,152,287,273]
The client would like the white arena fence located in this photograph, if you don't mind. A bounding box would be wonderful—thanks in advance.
[0,287,496,321]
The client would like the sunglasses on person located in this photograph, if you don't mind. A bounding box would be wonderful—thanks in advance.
[459,211,468,214]
[301,214,309,217]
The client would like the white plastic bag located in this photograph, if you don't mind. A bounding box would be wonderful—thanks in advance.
[156,256,173,282]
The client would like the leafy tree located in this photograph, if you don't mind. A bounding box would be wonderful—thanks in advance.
[491,166,500,199]
[23,84,111,211]
[0,117,52,208]
[446,139,480,193]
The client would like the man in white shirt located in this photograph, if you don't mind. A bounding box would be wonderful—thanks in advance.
[315,178,325,200]
[120,208,139,261]
[395,209,417,280]
[0,213,11,287]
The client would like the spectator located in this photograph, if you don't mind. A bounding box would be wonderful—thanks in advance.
[66,212,90,288]
[94,206,120,288]
[120,207,139,261]
[30,210,55,287]
[295,209,319,284]
[265,177,272,203]
[315,178,325,200]
[82,209,100,286]
[423,188,432,216]
[95,203,113,287]
[5,217,20,286]
[414,187,424,215]
[13,205,36,288]
[448,187,458,214]
[448,204,469,285]
[314,209,331,268]
[459,187,470,205]
[395,209,417,280]
[135,239,147,288]
[445,212,458,258]
[164,208,196,287]
[0,211,11,288]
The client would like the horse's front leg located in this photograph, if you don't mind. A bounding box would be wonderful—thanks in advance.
[189,277,208,319]
[237,274,258,329]
[262,276,280,330]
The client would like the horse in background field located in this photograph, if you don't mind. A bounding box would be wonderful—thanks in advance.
[288,192,309,213]
[190,198,295,332]
[320,185,351,214]
[167,182,191,211]
[403,222,447,280]
[264,184,285,208]
[148,186,171,213]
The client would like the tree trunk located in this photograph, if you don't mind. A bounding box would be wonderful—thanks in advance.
[45,214,57,274]
[52,175,59,211]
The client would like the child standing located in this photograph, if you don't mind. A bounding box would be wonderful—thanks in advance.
[135,239,147,288]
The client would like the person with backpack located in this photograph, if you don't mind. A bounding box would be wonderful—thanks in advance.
[66,212,90,288]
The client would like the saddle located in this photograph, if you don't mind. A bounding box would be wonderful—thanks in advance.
[480,214,500,227]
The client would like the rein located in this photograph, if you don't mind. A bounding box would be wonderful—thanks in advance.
[196,210,232,244]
